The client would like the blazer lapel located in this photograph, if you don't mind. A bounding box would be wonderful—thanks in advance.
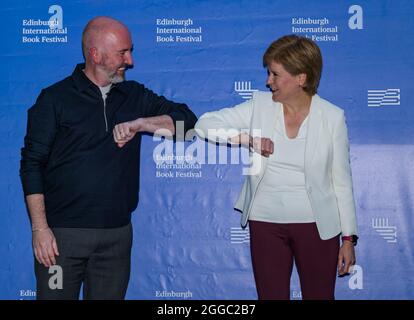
[250,96,280,177]
[263,99,281,139]
[305,95,322,171]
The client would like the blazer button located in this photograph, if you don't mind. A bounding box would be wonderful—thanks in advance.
[307,186,312,194]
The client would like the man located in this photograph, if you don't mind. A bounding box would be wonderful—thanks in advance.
[20,16,197,300]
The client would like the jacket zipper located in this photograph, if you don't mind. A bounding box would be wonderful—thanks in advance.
[103,99,108,132]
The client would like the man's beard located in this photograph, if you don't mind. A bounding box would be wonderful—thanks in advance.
[108,70,125,84]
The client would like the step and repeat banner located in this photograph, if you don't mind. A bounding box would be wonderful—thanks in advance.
[1,0,413,299]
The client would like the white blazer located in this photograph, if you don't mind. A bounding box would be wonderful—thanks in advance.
[195,91,358,240]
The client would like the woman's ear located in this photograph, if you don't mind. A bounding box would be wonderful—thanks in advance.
[297,73,307,87]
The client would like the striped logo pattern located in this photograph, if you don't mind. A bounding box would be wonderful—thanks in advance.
[367,89,400,107]
[372,218,397,243]
[230,227,250,244]
[234,81,258,100]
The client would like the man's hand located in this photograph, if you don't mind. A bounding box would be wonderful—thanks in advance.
[32,228,59,268]
[113,119,141,148]
[26,194,58,268]
[113,116,175,148]
[337,241,356,276]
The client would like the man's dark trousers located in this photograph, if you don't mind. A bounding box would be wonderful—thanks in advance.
[35,223,132,300]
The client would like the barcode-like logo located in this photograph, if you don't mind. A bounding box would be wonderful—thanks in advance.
[367,89,400,107]
[372,218,397,243]
[234,81,258,100]
[230,227,250,244]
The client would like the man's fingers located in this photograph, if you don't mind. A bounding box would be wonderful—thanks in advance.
[48,247,57,265]
[37,239,54,267]
[113,128,121,142]
[46,241,57,265]
[118,126,126,140]
[34,247,42,265]
[116,124,124,139]
[120,128,127,139]
[41,246,52,267]
[35,246,45,266]
[114,124,135,146]
[114,124,125,140]
[119,124,132,139]
[124,125,132,137]
[37,248,47,267]
[33,230,59,267]
[52,239,59,256]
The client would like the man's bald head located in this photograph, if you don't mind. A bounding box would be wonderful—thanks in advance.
[82,16,130,61]
[81,16,134,86]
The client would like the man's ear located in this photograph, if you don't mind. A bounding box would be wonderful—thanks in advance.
[89,47,101,64]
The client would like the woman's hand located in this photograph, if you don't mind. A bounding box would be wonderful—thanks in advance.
[337,241,356,276]
[250,136,274,157]
[228,134,274,157]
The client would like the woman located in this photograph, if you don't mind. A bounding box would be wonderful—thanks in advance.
[195,35,358,300]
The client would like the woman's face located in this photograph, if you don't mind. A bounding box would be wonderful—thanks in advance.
[266,61,306,103]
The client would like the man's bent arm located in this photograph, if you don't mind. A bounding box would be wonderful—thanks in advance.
[113,115,175,147]
[135,115,175,135]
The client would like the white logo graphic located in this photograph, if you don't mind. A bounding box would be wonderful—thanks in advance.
[372,218,397,243]
[153,124,263,176]
[234,81,258,100]
[156,18,203,43]
[22,5,67,43]
[155,290,193,299]
[230,227,250,244]
[48,265,63,290]
[48,5,63,29]
[348,264,364,290]
[292,290,302,299]
[291,17,339,42]
[348,5,363,30]
[367,89,400,107]
[19,289,36,299]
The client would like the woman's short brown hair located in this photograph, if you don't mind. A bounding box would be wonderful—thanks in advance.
[263,35,323,95]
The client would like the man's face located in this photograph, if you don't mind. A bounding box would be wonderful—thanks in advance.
[98,28,134,84]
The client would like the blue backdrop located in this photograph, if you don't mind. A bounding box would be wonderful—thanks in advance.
[1,0,413,299]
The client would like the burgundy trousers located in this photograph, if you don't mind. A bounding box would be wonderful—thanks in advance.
[249,220,340,300]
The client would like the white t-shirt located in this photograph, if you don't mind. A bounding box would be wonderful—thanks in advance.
[249,105,315,223]
[99,84,112,104]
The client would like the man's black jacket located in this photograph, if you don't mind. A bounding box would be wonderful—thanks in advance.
[20,64,197,228]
